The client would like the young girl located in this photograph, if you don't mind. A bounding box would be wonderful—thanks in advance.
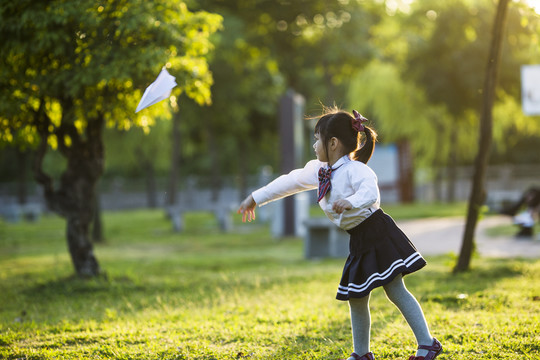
[237,108,443,360]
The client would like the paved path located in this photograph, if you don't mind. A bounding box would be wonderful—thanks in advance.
[396,215,540,258]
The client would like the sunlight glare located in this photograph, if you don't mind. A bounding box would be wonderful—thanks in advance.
[525,0,540,13]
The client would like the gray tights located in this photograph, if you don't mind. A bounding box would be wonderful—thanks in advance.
[347,274,433,359]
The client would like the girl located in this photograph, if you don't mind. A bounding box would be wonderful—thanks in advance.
[237,108,442,360]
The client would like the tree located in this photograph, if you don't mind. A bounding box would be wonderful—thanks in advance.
[404,0,489,201]
[347,4,455,201]
[220,0,383,110]
[454,0,510,273]
[348,60,452,202]
[0,0,222,277]
[404,0,540,201]
[347,0,540,203]
[189,12,286,200]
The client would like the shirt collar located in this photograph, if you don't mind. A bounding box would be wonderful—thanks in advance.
[330,155,350,169]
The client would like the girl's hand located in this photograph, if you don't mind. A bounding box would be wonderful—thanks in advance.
[332,199,352,214]
[237,194,257,222]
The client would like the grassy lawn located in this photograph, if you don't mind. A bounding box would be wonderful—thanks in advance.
[1,208,539,359]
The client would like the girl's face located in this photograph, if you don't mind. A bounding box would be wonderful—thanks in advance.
[313,133,328,162]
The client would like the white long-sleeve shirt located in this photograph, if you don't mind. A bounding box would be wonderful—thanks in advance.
[252,155,380,230]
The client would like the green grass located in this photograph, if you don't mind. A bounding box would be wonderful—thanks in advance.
[380,202,469,220]
[485,223,540,237]
[1,208,539,359]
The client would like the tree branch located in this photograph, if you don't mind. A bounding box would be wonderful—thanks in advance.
[86,111,105,180]
[56,97,82,156]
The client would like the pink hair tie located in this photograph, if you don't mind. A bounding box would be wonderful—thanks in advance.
[352,110,368,132]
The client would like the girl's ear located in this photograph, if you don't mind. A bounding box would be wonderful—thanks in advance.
[329,137,339,150]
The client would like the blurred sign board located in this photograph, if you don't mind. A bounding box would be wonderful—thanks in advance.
[521,65,540,115]
[279,90,305,236]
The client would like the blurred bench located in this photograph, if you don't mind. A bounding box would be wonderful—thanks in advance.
[0,203,43,222]
[165,204,234,233]
[303,218,349,259]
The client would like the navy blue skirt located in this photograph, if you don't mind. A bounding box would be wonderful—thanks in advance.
[336,209,426,301]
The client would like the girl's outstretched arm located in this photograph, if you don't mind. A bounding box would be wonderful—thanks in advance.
[238,194,257,223]
[251,159,320,207]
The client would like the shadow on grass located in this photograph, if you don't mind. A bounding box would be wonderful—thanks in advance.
[21,255,339,299]
[15,254,536,339]
[409,256,532,310]
[265,317,350,360]
[24,273,144,298]
[21,256,530,307]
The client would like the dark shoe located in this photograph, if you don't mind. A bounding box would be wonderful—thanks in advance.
[408,338,442,360]
[339,352,375,360]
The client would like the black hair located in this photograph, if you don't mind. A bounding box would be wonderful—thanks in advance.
[314,108,377,164]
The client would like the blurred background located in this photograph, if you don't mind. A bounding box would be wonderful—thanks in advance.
[2,4,540,357]
[1,0,539,220]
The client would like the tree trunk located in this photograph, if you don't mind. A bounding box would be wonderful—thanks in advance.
[432,121,445,202]
[33,99,104,277]
[208,124,222,203]
[136,146,157,208]
[446,131,458,203]
[433,167,444,203]
[167,110,181,206]
[238,139,248,201]
[91,191,104,243]
[454,0,509,273]
[397,140,414,203]
[16,148,28,205]
[67,213,100,276]
[145,160,157,208]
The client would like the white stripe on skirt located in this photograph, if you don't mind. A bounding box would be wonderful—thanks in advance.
[337,252,423,295]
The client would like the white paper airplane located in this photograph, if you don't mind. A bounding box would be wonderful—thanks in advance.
[135,68,177,113]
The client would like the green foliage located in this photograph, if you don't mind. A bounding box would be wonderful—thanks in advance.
[406,0,491,116]
[492,91,540,152]
[348,60,454,167]
[0,0,223,277]
[1,210,540,359]
[149,0,386,178]
[407,0,540,147]
[347,0,540,170]
[173,11,287,177]
[0,0,222,145]
[103,119,172,177]
[1,0,539,183]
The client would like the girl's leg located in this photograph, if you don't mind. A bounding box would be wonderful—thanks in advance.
[382,274,433,357]
[348,294,371,359]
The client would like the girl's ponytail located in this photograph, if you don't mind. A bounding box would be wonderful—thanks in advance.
[351,126,377,164]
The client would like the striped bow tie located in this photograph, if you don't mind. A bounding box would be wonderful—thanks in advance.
[317,165,341,202]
